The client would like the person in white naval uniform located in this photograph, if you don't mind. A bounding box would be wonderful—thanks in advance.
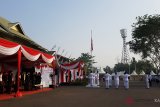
[104,72,110,89]
[145,73,150,89]
[87,71,92,87]
[123,72,130,89]
[109,74,112,87]
[92,73,96,86]
[95,71,100,86]
[114,72,119,89]
[148,73,152,87]
[89,71,93,87]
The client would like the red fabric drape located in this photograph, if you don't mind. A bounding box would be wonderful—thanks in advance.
[42,53,54,59]
[22,45,40,55]
[0,38,19,47]
[0,38,55,63]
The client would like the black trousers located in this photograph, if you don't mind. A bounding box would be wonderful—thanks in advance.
[0,83,4,93]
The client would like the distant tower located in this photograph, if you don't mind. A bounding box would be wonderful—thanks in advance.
[120,29,129,64]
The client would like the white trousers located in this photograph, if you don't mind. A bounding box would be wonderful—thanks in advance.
[90,78,94,86]
[109,79,112,86]
[96,79,99,86]
[115,80,119,88]
[146,81,150,89]
[124,81,129,89]
[105,80,109,88]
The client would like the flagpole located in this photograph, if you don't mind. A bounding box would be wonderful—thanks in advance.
[90,30,93,72]
[91,30,93,56]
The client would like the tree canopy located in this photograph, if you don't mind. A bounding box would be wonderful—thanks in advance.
[103,66,112,74]
[113,58,155,74]
[76,53,95,73]
[129,14,160,71]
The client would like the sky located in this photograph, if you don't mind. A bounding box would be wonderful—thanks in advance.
[1,0,160,68]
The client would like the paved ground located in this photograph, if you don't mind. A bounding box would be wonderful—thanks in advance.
[0,81,160,107]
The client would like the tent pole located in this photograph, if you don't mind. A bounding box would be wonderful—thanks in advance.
[15,49,22,97]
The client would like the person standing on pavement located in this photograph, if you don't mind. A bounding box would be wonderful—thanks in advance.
[114,72,119,89]
[104,72,110,89]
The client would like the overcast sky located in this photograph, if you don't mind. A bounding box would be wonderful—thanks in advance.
[1,0,160,68]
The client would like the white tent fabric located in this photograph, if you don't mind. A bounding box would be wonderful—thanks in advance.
[150,71,156,75]
[139,71,145,75]
[97,68,105,74]
[131,70,138,75]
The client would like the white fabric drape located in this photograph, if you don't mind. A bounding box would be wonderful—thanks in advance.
[42,54,54,63]
[0,39,55,63]
[21,47,41,61]
[60,62,79,70]
[0,45,20,55]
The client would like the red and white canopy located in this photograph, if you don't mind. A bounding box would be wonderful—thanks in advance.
[60,61,84,70]
[0,38,55,63]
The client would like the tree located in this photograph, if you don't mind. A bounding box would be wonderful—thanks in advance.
[103,66,112,74]
[113,58,156,74]
[135,60,155,74]
[76,53,95,74]
[129,14,160,72]
[113,63,129,73]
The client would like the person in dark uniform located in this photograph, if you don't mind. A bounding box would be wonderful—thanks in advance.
[24,72,30,91]
[37,72,41,84]
[7,71,13,94]
[2,72,8,93]
[0,72,4,93]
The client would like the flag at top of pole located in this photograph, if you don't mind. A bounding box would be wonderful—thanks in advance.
[91,30,93,53]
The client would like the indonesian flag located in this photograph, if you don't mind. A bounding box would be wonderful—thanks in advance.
[91,30,93,52]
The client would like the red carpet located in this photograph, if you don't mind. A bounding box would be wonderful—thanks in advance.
[0,88,53,101]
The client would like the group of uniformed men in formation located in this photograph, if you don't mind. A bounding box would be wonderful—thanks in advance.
[87,71,153,89]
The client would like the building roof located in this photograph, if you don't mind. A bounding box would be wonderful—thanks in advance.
[0,17,48,53]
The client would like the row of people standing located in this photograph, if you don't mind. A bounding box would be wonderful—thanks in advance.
[104,72,130,89]
[0,71,13,94]
[21,72,41,91]
[104,72,154,89]
[86,71,99,87]
[0,71,42,94]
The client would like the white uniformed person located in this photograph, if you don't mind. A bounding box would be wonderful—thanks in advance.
[148,73,152,87]
[145,73,150,89]
[114,72,119,89]
[109,74,112,87]
[88,71,93,87]
[92,73,96,86]
[95,71,100,86]
[123,72,130,89]
[104,72,110,89]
